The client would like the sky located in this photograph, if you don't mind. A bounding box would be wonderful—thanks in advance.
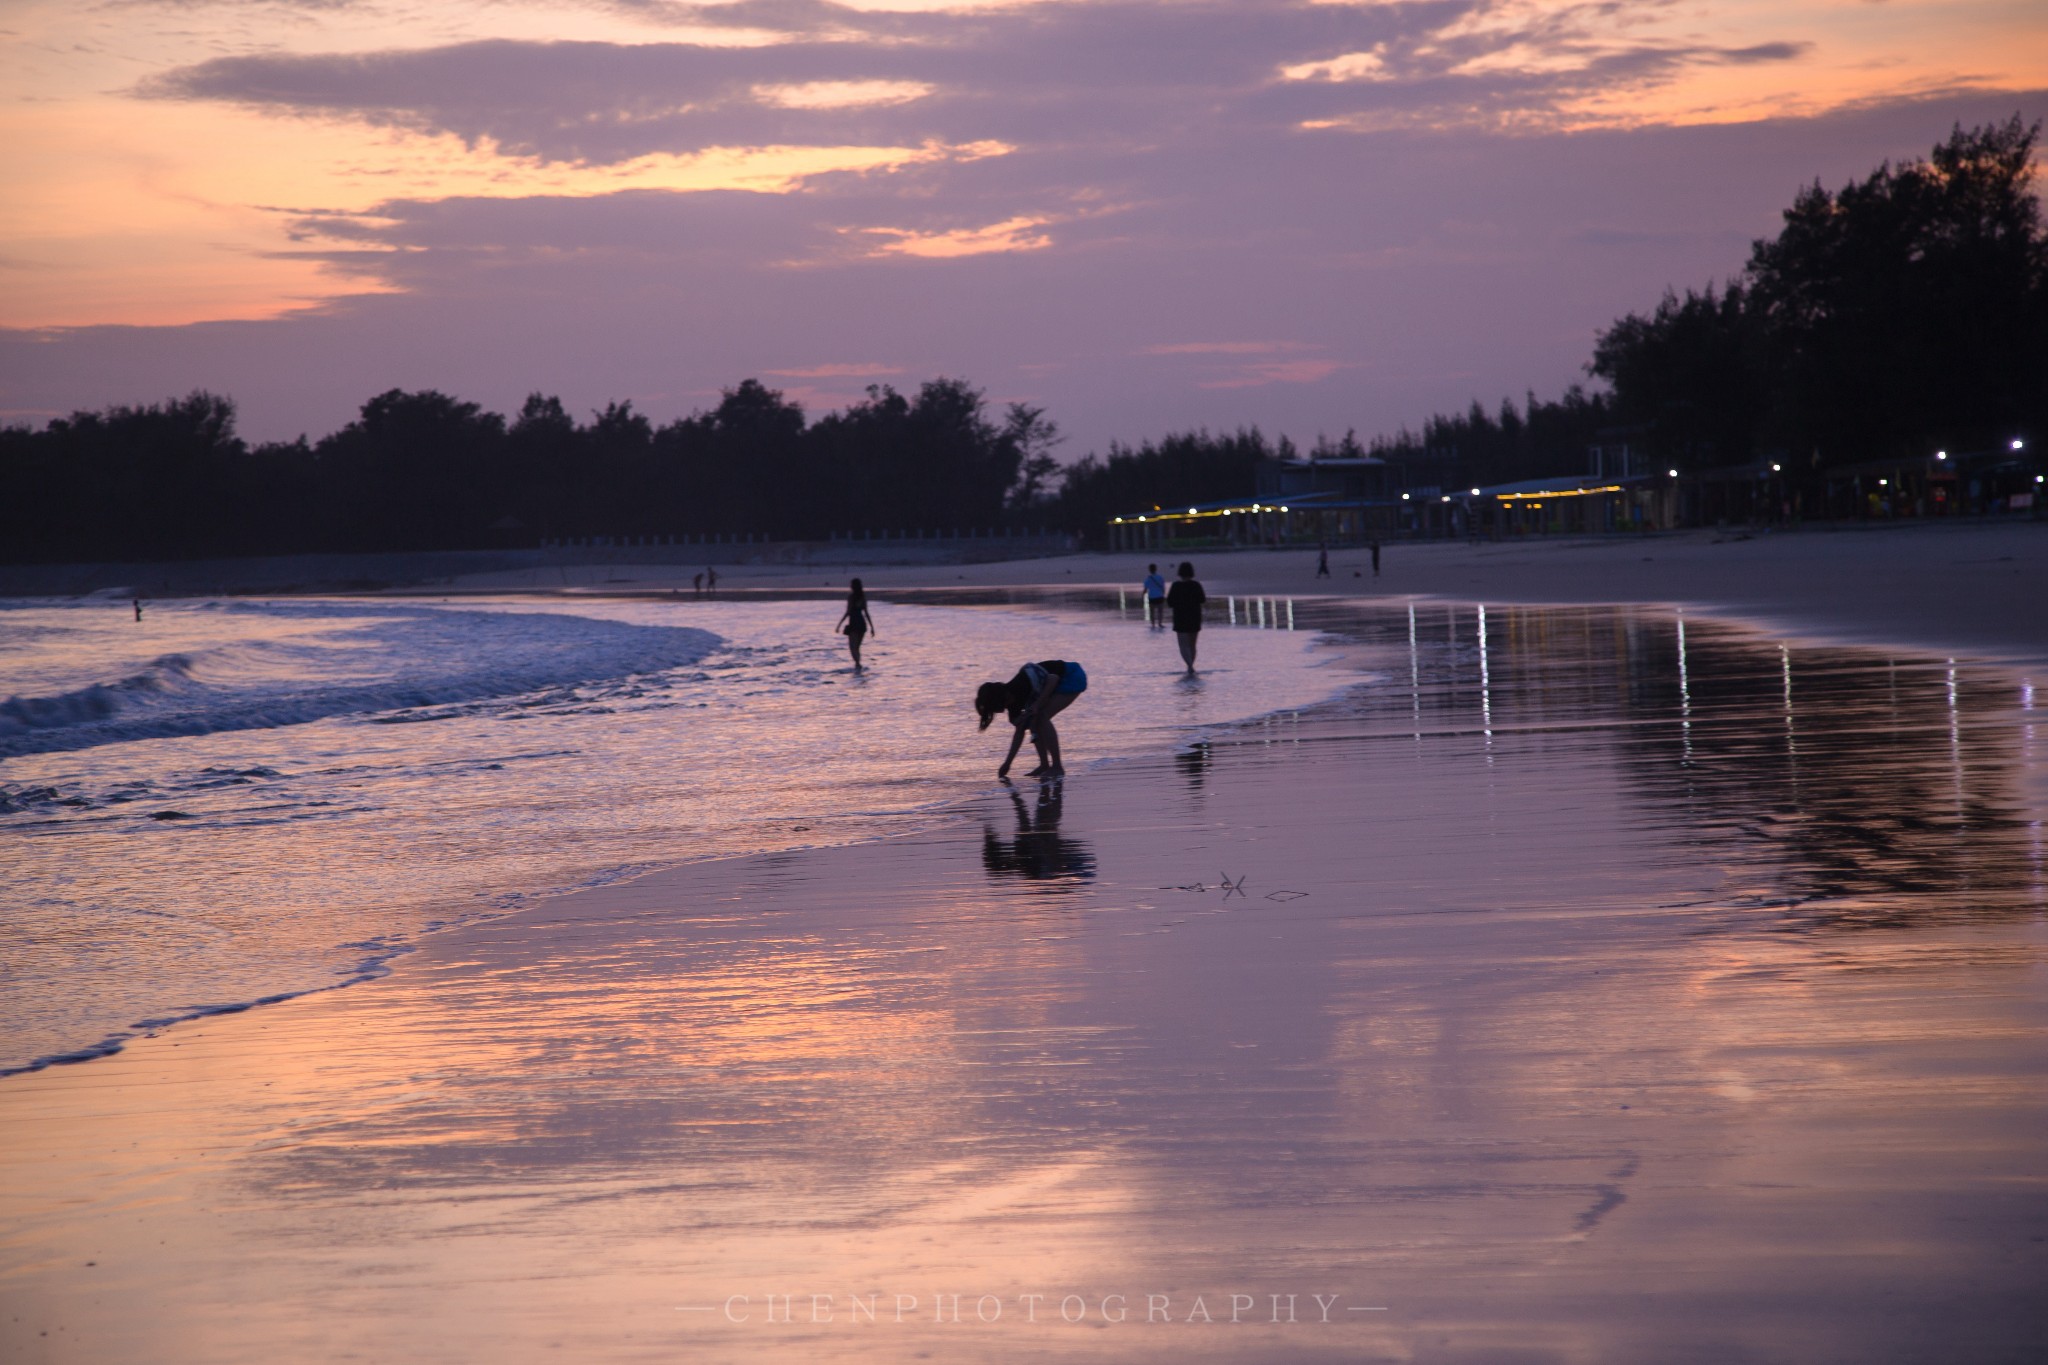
[2,1,2043,454]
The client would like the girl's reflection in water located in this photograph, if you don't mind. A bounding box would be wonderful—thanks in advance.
[982,782,1097,887]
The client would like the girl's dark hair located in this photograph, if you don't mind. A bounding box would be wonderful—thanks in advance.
[1178,561,1195,578]
[975,682,1012,731]
[848,577,865,601]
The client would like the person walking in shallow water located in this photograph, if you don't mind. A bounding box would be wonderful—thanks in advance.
[976,659,1088,779]
[1166,561,1207,675]
[836,578,875,671]
[1142,563,1166,627]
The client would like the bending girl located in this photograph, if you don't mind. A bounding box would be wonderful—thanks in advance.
[975,659,1088,779]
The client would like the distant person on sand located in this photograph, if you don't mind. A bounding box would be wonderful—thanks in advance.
[836,578,875,670]
[1166,561,1207,675]
[1370,539,1381,576]
[692,572,704,595]
[706,566,718,594]
[1142,563,1166,627]
[976,659,1088,779]
[1316,543,1330,578]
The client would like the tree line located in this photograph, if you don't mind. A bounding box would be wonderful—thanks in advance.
[1,378,1061,564]
[1588,115,2045,471]
[1345,115,2046,491]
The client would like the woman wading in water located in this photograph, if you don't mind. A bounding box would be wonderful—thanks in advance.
[1166,561,1207,674]
[976,659,1088,779]
[835,579,875,670]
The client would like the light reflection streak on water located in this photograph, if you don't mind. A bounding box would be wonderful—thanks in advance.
[1676,612,1692,766]
[1477,604,1493,750]
[1407,604,1420,742]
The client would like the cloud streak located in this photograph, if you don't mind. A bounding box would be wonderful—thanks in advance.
[137,0,1829,169]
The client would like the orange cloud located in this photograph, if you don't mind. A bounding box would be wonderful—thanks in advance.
[857,215,1054,259]
[1146,341,1312,356]
[1201,359,1351,389]
[764,363,905,378]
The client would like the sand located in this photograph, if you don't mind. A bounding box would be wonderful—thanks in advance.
[448,518,2048,664]
[3,547,2046,1362]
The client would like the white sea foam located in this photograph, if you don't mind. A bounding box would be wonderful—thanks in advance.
[0,602,719,758]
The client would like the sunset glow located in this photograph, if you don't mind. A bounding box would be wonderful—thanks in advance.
[1,0,2042,444]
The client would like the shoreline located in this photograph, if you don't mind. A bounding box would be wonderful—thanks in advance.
[5,517,2043,666]
[432,517,2048,666]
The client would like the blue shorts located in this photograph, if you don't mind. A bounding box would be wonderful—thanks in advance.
[1057,662,1088,694]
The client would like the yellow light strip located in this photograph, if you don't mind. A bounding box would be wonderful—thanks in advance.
[1495,484,1625,501]
[1112,504,1291,524]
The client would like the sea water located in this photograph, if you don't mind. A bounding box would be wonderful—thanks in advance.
[0,592,1352,1074]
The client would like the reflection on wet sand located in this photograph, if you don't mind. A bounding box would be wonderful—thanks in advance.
[1,598,2043,1363]
[983,783,1096,887]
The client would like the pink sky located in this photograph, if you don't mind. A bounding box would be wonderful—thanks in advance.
[2,1,2043,453]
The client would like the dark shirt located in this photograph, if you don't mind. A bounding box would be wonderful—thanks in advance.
[1008,660,1070,707]
[1166,579,1207,633]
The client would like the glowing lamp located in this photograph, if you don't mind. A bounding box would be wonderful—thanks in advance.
[2015,439,2027,450]
[1667,469,1678,478]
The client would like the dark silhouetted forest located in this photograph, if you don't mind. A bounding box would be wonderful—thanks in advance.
[1356,116,2047,488]
[1588,115,2047,470]
[1,378,1058,563]
[6,118,2040,563]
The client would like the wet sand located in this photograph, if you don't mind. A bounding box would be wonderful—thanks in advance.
[3,599,2044,1362]
[456,519,2048,665]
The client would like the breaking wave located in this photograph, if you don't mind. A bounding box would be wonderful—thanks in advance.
[0,602,720,759]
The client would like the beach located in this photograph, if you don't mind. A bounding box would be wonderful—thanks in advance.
[3,530,2046,1363]
[447,518,2048,666]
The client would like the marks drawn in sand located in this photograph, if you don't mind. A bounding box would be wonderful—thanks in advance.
[1160,872,1306,903]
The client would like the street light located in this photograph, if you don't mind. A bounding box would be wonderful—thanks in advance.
[2015,439,2027,451]
[1667,468,1678,478]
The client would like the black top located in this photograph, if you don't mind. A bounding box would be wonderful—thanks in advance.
[1165,579,1207,633]
[1007,660,1070,707]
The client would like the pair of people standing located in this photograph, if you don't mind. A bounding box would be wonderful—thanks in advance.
[1137,560,1208,673]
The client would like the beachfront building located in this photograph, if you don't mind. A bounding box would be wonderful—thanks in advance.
[1810,442,2041,520]
[1105,451,1418,550]
[1466,472,1670,537]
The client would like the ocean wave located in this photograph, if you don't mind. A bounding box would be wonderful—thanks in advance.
[0,604,721,759]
